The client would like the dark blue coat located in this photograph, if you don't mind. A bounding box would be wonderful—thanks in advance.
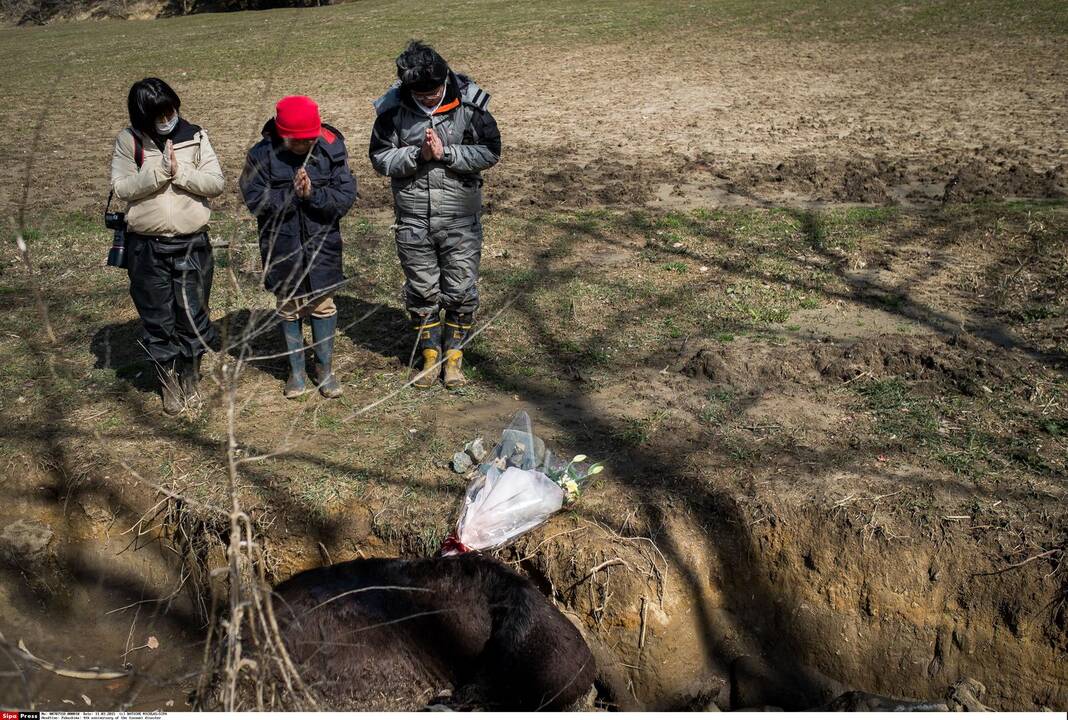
[239,120,357,297]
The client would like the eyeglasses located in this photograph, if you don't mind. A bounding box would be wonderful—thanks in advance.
[411,86,444,101]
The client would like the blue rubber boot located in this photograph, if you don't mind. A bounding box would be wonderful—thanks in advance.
[281,319,308,399]
[310,314,342,398]
[410,311,442,388]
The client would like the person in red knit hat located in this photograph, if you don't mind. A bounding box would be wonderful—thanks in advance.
[239,96,357,399]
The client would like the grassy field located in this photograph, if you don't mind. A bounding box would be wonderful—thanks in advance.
[1,0,1067,711]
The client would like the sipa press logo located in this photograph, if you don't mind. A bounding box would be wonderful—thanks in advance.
[2,714,39,720]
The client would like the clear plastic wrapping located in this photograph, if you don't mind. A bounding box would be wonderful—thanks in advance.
[442,411,602,555]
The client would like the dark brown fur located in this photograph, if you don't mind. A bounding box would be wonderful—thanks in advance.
[272,554,595,710]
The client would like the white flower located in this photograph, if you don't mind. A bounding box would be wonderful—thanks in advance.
[563,479,580,503]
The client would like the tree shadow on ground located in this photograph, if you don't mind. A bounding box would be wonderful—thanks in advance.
[215,296,411,383]
[16,203,1065,710]
[453,206,1066,708]
[216,308,290,382]
[334,295,411,366]
[90,319,158,392]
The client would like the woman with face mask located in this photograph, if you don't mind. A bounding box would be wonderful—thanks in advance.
[110,78,225,415]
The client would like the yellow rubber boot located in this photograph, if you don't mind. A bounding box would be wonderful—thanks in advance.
[443,349,467,389]
[412,348,440,388]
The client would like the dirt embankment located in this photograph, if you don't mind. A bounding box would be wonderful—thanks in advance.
[3,329,1066,710]
[229,333,1065,710]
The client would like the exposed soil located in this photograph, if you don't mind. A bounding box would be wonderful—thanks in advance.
[3,22,1067,220]
[2,2,1067,712]
[494,331,1068,710]
[3,305,1067,710]
[679,333,1014,396]
[0,463,204,709]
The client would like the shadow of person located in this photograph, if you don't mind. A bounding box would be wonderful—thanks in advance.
[334,294,412,365]
[89,319,157,392]
[215,308,291,382]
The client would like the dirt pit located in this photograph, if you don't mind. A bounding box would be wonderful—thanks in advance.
[3,335,1066,712]
[2,4,1066,708]
[0,488,205,709]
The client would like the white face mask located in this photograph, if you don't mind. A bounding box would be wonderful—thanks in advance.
[155,113,178,135]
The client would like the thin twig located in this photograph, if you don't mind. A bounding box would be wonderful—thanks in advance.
[972,549,1063,577]
[14,640,129,680]
[564,557,629,594]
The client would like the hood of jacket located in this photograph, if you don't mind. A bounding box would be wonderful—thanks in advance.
[373,71,490,116]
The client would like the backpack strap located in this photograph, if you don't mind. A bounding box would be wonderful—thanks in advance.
[134,131,144,169]
[107,130,144,210]
[372,82,403,116]
[457,74,490,111]
[128,128,144,169]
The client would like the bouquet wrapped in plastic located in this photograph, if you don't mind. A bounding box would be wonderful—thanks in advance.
[440,411,603,555]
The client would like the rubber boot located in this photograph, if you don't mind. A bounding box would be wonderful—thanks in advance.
[443,312,473,390]
[411,311,442,389]
[158,359,184,415]
[443,349,467,389]
[412,348,441,388]
[310,314,342,398]
[281,319,308,399]
[179,354,202,409]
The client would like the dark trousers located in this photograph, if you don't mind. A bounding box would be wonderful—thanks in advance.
[126,233,217,364]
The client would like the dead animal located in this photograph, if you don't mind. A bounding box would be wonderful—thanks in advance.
[273,554,596,710]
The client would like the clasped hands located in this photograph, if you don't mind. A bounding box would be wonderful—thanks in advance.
[161,140,179,177]
[420,127,444,162]
[293,168,312,199]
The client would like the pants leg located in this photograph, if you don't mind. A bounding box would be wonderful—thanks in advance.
[437,217,482,316]
[277,293,336,321]
[308,294,337,319]
[172,241,218,359]
[395,222,440,316]
[127,236,180,364]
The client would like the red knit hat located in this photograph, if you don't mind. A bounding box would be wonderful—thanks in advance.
[275,96,321,139]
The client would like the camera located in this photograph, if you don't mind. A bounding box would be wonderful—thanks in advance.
[104,210,125,230]
[104,210,128,268]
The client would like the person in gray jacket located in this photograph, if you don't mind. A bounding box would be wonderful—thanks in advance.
[369,41,501,389]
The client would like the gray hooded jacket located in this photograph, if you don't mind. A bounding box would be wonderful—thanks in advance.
[369,72,501,222]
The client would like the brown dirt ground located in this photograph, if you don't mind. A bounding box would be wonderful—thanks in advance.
[4,213,1063,705]
[2,31,1066,220]
[2,9,1068,713]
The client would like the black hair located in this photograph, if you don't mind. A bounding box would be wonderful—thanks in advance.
[127,78,181,134]
[395,40,448,92]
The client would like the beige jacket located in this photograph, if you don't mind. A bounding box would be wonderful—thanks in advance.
[109,123,224,237]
